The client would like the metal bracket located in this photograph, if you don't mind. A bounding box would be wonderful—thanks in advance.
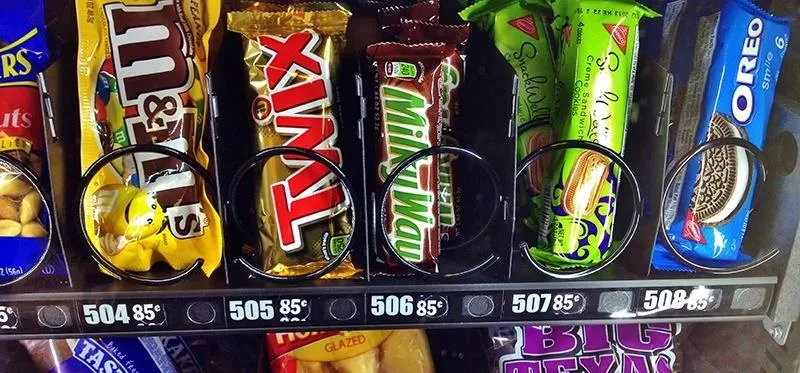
[763,319,792,345]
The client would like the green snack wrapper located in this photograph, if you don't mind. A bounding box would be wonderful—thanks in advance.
[460,0,557,232]
[534,0,658,268]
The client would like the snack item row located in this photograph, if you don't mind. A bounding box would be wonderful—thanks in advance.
[654,0,791,270]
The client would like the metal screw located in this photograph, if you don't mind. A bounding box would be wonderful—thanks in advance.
[770,326,784,340]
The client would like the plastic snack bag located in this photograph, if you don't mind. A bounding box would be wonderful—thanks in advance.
[654,0,791,270]
[21,338,176,372]
[490,324,681,373]
[75,0,224,276]
[0,0,57,283]
[535,0,658,269]
[228,2,360,279]
[460,0,558,234]
[266,330,435,373]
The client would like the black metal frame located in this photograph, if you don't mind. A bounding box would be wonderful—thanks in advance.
[76,144,218,286]
[376,146,502,279]
[515,140,643,279]
[658,137,780,274]
[227,146,358,282]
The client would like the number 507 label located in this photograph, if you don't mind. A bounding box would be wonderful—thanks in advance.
[508,293,586,315]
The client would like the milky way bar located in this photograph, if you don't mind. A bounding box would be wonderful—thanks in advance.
[368,42,452,266]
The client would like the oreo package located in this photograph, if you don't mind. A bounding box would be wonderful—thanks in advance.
[655,0,791,270]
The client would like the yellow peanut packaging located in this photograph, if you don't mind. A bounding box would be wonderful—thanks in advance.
[266,330,435,373]
[75,0,223,276]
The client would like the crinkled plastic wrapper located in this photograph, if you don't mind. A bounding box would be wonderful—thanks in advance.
[535,0,658,269]
[267,330,435,373]
[490,324,681,373]
[76,0,223,276]
[654,0,791,270]
[0,0,54,283]
[228,3,360,279]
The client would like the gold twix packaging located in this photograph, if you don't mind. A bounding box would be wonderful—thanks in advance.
[76,0,223,276]
[228,3,359,278]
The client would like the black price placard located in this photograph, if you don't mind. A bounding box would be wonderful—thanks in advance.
[636,287,722,315]
[79,301,168,332]
[226,296,312,328]
[502,291,587,321]
[367,294,449,323]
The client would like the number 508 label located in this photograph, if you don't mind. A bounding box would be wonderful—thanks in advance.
[640,288,721,312]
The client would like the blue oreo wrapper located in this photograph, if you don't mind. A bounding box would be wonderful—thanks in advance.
[654,0,791,270]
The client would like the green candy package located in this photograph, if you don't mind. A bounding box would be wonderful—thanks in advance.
[534,0,658,269]
[459,0,557,232]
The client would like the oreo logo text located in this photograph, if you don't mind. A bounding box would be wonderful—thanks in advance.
[732,18,763,124]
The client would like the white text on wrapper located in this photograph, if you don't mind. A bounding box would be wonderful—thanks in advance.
[104,0,209,239]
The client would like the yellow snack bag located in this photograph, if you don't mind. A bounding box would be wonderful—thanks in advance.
[76,0,223,276]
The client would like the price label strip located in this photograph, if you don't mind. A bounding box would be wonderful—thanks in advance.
[367,294,449,324]
[80,301,167,332]
[503,291,588,322]
[636,288,723,316]
[226,297,313,328]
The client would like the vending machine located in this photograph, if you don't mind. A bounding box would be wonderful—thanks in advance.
[0,0,798,371]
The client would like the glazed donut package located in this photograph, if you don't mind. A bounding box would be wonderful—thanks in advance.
[0,0,70,287]
[266,329,435,373]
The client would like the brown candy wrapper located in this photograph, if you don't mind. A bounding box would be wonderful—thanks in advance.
[367,42,453,267]
[228,3,360,279]
[383,21,469,243]
[379,0,440,28]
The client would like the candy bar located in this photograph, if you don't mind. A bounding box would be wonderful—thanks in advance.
[228,3,360,278]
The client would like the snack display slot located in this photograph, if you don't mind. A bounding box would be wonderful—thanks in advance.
[367,30,516,280]
[0,69,73,291]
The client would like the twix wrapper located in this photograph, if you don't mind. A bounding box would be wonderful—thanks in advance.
[228,3,360,279]
[383,21,469,243]
[368,42,452,267]
[76,0,223,276]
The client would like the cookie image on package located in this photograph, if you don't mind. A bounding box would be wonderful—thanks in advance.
[688,113,753,226]
[563,150,609,218]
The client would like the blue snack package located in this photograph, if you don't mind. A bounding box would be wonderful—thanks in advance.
[654,0,791,270]
[21,337,177,372]
[0,0,69,285]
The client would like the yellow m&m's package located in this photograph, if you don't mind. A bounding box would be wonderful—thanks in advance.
[75,0,223,276]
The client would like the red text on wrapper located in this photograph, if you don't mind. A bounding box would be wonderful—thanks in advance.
[254,31,347,253]
[105,0,209,239]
